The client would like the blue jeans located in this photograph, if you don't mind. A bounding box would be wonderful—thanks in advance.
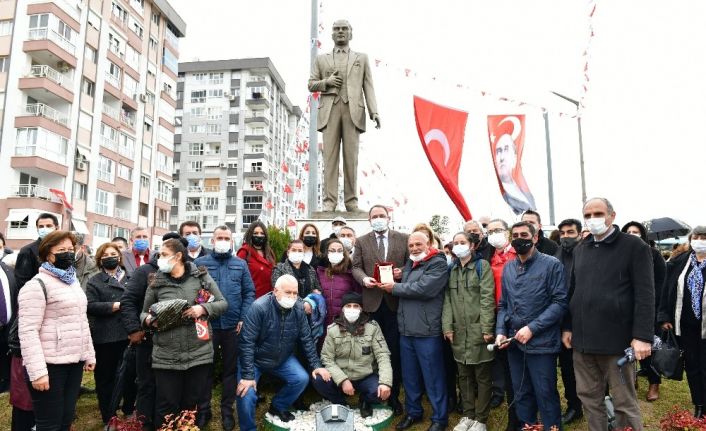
[507,346,562,430]
[400,335,448,425]
[236,356,309,431]
[311,373,381,405]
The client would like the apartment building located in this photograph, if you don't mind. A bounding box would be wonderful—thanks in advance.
[0,0,185,250]
[172,58,303,234]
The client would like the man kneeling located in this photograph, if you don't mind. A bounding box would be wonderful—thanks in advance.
[236,274,331,431]
[313,292,392,417]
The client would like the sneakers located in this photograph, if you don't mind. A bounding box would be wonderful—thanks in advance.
[453,417,476,431]
[469,422,487,431]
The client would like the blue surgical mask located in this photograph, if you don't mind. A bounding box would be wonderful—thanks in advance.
[371,218,388,232]
[186,234,201,251]
[37,227,54,239]
[133,238,149,253]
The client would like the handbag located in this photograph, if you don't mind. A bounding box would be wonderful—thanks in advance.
[652,329,684,381]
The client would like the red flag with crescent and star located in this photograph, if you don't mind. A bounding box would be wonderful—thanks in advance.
[413,96,471,220]
[487,115,536,215]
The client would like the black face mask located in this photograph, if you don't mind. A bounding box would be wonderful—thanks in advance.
[53,252,75,270]
[251,235,266,248]
[302,235,318,247]
[511,238,534,256]
[560,237,579,252]
[102,256,120,270]
[468,233,481,245]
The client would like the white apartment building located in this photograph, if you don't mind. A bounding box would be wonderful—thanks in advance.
[172,58,303,234]
[0,0,185,250]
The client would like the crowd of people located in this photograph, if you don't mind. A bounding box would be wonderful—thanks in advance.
[0,197,703,431]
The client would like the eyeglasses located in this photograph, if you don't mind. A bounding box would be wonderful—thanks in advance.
[488,229,506,235]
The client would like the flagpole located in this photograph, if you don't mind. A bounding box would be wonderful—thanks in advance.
[551,91,587,204]
[307,0,319,217]
[543,110,556,226]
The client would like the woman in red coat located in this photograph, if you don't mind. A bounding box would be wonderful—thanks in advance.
[236,221,276,298]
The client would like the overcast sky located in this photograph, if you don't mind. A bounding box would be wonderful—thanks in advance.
[171,0,706,234]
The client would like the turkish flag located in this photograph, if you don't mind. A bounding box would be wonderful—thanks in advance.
[413,96,471,220]
[287,219,296,227]
[283,184,293,194]
[265,200,274,210]
[297,201,305,210]
[295,179,301,189]
[49,188,73,212]
[281,162,289,173]
[487,115,536,215]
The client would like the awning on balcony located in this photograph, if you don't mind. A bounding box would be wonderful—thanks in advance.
[5,211,30,222]
[71,219,89,234]
[75,146,91,159]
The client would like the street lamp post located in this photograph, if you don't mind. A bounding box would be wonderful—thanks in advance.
[551,91,587,203]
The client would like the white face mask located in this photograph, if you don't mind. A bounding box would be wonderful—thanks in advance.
[328,252,344,265]
[37,227,54,239]
[452,244,471,259]
[691,239,706,254]
[409,252,427,263]
[340,237,354,251]
[277,295,297,309]
[343,308,361,323]
[214,240,232,254]
[333,226,343,236]
[371,218,388,232]
[158,255,175,273]
[585,217,609,236]
[488,232,508,249]
[288,251,304,265]
[446,255,453,265]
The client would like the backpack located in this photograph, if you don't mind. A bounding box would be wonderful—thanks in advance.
[448,258,483,280]
[7,278,47,356]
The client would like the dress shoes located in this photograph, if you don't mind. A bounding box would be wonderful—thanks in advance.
[396,415,423,430]
[268,405,295,422]
[561,407,583,425]
[646,383,659,402]
[360,400,373,418]
[221,414,235,431]
[389,399,404,416]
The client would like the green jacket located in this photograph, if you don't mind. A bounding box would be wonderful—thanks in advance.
[320,316,393,387]
[442,255,495,365]
[140,263,227,370]
[75,253,99,292]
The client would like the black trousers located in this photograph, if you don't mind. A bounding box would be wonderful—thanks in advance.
[135,341,156,428]
[494,348,520,430]
[12,407,35,431]
[371,300,401,403]
[94,340,129,423]
[28,362,83,431]
[0,325,9,391]
[558,344,582,410]
[204,328,239,419]
[681,326,706,406]
[443,339,458,403]
[154,364,211,427]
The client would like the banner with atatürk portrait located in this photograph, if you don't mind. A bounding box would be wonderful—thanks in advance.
[487,115,536,215]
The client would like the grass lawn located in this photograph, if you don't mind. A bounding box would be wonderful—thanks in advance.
[0,370,692,430]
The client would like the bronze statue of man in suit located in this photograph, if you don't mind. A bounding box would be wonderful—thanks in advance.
[308,19,380,212]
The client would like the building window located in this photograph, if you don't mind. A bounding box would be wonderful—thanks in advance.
[115,226,130,239]
[244,195,263,210]
[207,107,222,120]
[226,196,237,205]
[190,107,204,117]
[128,15,144,38]
[193,72,206,81]
[207,89,223,98]
[190,90,206,103]
[72,182,87,200]
[189,161,202,172]
[243,214,258,226]
[189,143,203,155]
[151,11,160,26]
[81,78,95,97]
[204,197,218,211]
[28,14,48,30]
[227,179,237,187]
[227,162,237,169]
[209,72,223,85]
[0,20,13,36]
[130,0,144,14]
[148,36,158,51]
[139,202,148,217]
[251,162,262,172]
[84,46,97,64]
[189,125,205,134]
[250,180,263,190]
[97,156,114,183]
[156,180,171,202]
[251,144,264,153]
[93,222,112,238]
[111,2,127,23]
[0,56,10,73]
[140,174,150,189]
[95,189,110,215]
[117,163,132,180]
[207,124,221,134]
[87,10,101,30]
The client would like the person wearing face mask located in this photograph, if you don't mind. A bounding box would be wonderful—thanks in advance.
[521,210,559,257]
[141,238,226,428]
[495,222,567,431]
[237,221,276,299]
[15,213,59,289]
[658,226,706,419]
[272,240,322,304]
[313,292,392,417]
[337,226,357,256]
[443,232,495,431]
[179,221,211,261]
[317,238,360,328]
[621,221,667,402]
[280,223,323,267]
[122,227,152,277]
[236,274,331,430]
[194,225,255,431]
[553,219,584,425]
[86,242,135,425]
[562,198,654,431]
[379,231,449,431]
[464,220,492,263]
[320,216,348,260]
[17,230,96,430]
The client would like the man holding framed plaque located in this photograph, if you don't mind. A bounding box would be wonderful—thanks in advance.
[352,205,409,415]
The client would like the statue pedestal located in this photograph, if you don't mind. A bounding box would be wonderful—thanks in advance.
[295,211,369,238]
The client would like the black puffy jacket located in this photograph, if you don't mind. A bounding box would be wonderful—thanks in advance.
[239,292,321,380]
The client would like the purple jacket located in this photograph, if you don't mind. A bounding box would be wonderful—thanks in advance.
[316,267,360,327]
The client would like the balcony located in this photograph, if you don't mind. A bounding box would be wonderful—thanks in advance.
[23,103,69,127]
[105,72,121,89]
[244,134,270,144]
[165,27,179,52]
[100,137,118,152]
[120,112,136,128]
[26,27,76,56]
[186,185,220,193]
[245,113,271,126]
[9,184,62,202]
[246,96,270,108]
[156,191,170,203]
[19,65,74,104]
[185,203,201,211]
[114,207,131,221]
[29,65,70,86]
[102,103,119,120]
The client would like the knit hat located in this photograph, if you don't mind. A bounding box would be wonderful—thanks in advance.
[341,292,362,308]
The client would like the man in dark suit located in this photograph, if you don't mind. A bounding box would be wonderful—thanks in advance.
[15,212,59,289]
[121,226,151,276]
[352,205,408,415]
